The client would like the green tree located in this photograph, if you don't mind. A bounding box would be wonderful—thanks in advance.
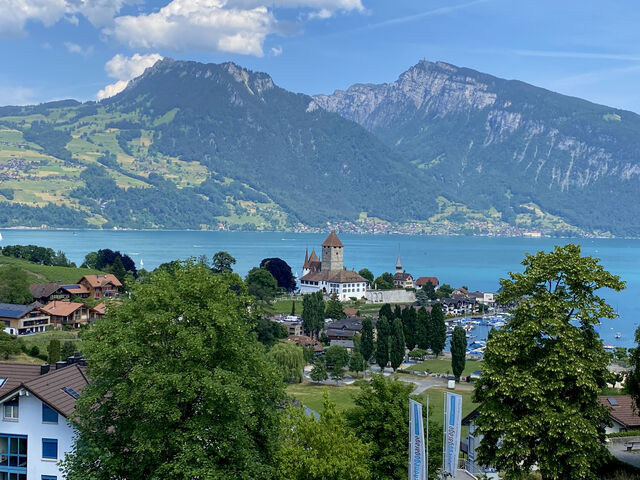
[474,244,624,480]
[389,317,405,371]
[346,375,414,480]
[325,293,346,319]
[375,315,390,369]
[268,341,305,383]
[402,306,417,350]
[47,338,61,364]
[450,326,467,381]
[349,352,365,377]
[378,303,393,321]
[0,332,21,360]
[61,262,285,480]
[61,340,76,360]
[428,303,446,357]
[325,345,349,381]
[302,291,325,339]
[290,301,296,316]
[0,266,33,304]
[436,283,453,298]
[373,273,394,290]
[254,317,288,347]
[108,256,127,285]
[211,250,236,273]
[245,267,278,302]
[276,392,371,480]
[358,268,374,284]
[310,359,328,383]
[360,317,374,365]
[260,257,296,292]
[416,306,430,350]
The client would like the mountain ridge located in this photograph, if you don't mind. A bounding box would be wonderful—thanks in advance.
[0,58,637,235]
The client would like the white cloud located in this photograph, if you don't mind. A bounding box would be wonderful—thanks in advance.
[64,41,95,57]
[97,80,129,100]
[0,86,36,105]
[0,0,130,38]
[111,0,275,55]
[271,45,283,56]
[97,52,164,100]
[110,0,363,55]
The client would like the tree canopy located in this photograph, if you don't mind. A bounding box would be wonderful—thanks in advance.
[245,267,278,302]
[260,257,296,292]
[358,268,374,284]
[82,248,137,276]
[450,326,467,381]
[268,341,305,383]
[212,251,236,274]
[427,303,446,356]
[325,293,346,319]
[0,265,33,304]
[473,244,625,480]
[302,291,325,338]
[62,262,285,480]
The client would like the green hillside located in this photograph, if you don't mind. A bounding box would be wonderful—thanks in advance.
[0,255,102,284]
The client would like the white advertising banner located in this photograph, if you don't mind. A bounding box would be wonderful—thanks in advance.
[409,399,426,480]
[443,392,462,476]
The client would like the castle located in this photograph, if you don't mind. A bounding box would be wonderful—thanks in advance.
[299,232,369,300]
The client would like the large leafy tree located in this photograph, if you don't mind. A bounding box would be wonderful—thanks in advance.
[474,244,625,480]
[62,262,285,480]
[358,268,374,284]
[346,375,414,480]
[268,341,305,383]
[0,265,33,304]
[260,257,296,292]
[211,250,236,274]
[245,267,278,302]
[276,393,371,480]
[427,303,446,356]
[325,345,349,381]
[450,326,467,381]
[325,293,346,319]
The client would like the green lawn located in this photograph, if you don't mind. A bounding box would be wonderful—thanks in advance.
[286,382,361,412]
[0,255,103,283]
[405,358,482,377]
[20,330,80,354]
[417,386,478,438]
[272,298,303,315]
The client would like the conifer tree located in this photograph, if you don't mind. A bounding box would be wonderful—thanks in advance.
[375,315,390,369]
[390,317,405,371]
[48,339,61,364]
[402,306,417,350]
[378,303,393,322]
[360,317,374,365]
[428,303,447,357]
[416,306,430,350]
[450,326,467,381]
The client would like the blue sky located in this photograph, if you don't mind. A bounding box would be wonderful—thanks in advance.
[2,0,640,112]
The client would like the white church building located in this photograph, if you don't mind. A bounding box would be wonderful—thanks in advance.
[299,232,369,301]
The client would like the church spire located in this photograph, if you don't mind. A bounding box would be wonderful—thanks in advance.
[396,251,403,273]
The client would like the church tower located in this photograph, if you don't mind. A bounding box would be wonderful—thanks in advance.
[396,252,403,273]
[321,231,344,272]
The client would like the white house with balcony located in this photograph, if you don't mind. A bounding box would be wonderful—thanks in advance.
[0,361,88,480]
[0,303,50,336]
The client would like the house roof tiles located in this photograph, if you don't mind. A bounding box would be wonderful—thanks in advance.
[29,282,63,299]
[598,395,640,428]
[80,274,122,288]
[41,301,84,317]
[322,231,343,248]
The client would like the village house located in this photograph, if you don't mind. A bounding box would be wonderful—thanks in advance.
[78,274,122,299]
[40,301,95,329]
[415,276,439,288]
[285,335,324,353]
[29,282,90,304]
[0,360,88,479]
[598,395,640,433]
[0,303,50,336]
[299,232,369,301]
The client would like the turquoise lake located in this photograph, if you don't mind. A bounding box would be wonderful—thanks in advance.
[1,229,638,347]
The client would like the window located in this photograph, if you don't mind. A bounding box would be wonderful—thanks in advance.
[42,476,57,480]
[42,438,57,460]
[42,404,58,424]
[0,434,27,478]
[3,398,18,421]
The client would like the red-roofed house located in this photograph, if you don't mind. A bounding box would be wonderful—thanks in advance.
[78,274,122,299]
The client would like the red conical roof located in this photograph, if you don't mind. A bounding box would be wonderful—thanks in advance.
[322,231,343,247]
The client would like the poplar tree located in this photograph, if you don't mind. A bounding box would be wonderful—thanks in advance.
[450,326,467,381]
[375,315,390,369]
[389,317,405,371]
[428,303,447,357]
[416,306,430,350]
[360,317,374,364]
[302,291,325,338]
[402,306,417,350]
[474,244,625,480]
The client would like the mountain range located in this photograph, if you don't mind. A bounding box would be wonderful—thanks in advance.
[0,58,638,236]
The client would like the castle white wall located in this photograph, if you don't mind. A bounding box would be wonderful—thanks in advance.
[365,289,416,304]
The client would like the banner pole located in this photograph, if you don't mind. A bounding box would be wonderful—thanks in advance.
[426,394,429,479]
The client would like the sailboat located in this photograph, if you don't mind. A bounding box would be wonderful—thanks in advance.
[139,259,144,267]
